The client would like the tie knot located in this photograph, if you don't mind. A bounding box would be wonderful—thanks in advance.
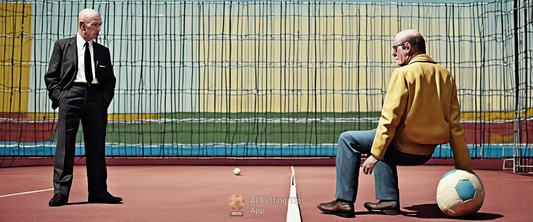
[84,41,90,48]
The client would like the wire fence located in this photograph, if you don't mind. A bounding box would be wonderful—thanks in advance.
[0,0,531,171]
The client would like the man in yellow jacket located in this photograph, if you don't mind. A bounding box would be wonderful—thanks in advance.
[317,30,473,218]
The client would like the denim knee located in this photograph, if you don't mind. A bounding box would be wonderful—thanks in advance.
[338,131,352,146]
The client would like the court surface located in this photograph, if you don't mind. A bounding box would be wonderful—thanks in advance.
[1,164,532,221]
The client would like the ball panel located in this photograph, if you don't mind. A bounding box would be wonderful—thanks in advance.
[456,180,476,201]
[469,174,485,191]
[469,189,485,210]
[453,169,473,181]
[440,188,460,206]
[448,199,465,214]
[436,195,448,211]
[446,208,458,217]
[462,199,481,217]
[444,173,460,187]
[440,207,449,215]
[436,179,447,195]
[456,209,472,217]
[441,169,458,179]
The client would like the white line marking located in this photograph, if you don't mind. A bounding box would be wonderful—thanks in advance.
[0,188,54,198]
[286,166,302,222]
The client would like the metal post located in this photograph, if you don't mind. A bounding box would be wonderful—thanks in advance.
[512,0,519,173]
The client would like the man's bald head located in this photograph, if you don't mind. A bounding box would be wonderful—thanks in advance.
[391,30,426,66]
[79,9,100,22]
[78,9,102,41]
[395,29,426,53]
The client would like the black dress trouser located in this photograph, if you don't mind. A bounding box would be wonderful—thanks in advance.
[53,84,108,197]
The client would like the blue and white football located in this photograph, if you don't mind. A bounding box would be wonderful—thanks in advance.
[436,169,485,217]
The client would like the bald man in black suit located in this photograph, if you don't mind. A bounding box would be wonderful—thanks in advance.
[44,9,121,206]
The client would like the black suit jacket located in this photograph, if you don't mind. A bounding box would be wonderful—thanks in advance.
[44,36,116,109]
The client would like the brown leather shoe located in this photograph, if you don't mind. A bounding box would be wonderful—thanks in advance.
[364,200,400,215]
[49,193,68,206]
[317,198,355,218]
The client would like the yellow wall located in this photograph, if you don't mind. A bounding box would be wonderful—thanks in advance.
[0,2,32,113]
[197,7,401,113]
[460,109,533,121]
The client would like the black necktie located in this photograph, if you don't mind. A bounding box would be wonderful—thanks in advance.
[84,42,93,84]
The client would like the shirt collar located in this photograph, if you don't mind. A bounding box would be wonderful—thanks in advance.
[76,33,93,49]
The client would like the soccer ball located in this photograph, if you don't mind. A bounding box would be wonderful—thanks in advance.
[436,169,485,217]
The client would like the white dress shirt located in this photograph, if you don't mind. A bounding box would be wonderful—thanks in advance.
[75,33,98,84]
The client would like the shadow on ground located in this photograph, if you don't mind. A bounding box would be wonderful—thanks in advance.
[403,203,503,220]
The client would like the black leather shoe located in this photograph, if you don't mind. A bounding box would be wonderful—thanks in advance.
[88,192,122,204]
[49,193,68,206]
[317,198,355,218]
[364,200,400,215]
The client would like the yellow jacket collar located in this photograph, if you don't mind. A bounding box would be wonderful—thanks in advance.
[408,54,436,65]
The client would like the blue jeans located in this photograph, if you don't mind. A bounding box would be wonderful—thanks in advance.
[335,129,432,202]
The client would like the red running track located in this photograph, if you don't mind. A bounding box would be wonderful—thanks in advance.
[0,165,532,221]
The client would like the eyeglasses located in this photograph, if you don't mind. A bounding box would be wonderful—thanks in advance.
[392,41,408,53]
